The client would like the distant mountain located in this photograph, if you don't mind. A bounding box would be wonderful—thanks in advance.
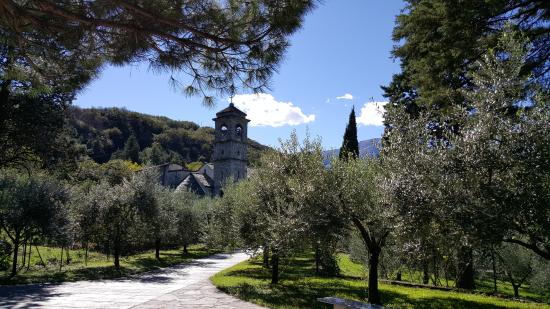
[323,138,381,165]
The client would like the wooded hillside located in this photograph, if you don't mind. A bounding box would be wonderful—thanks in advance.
[67,107,267,166]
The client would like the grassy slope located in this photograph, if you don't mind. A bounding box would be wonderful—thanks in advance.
[1,244,216,285]
[211,254,549,309]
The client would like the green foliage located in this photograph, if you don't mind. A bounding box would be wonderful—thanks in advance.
[0,171,69,276]
[0,92,82,170]
[72,159,140,186]
[385,0,548,111]
[120,134,141,164]
[497,243,536,297]
[339,107,359,160]
[1,1,315,102]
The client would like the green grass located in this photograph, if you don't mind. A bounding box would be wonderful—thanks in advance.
[1,244,217,285]
[389,267,547,302]
[210,253,549,309]
[185,161,204,171]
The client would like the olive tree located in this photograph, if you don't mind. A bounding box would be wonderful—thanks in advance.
[330,158,396,304]
[218,132,328,284]
[93,181,136,270]
[0,171,68,277]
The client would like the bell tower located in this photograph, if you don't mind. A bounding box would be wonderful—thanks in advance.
[212,103,249,196]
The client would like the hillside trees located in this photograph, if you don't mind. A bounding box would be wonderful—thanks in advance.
[1,0,315,104]
[68,107,268,166]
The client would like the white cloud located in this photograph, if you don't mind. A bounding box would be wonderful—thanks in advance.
[336,93,354,100]
[232,93,315,127]
[356,101,387,126]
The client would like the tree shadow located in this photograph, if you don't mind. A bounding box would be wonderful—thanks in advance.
[0,284,64,308]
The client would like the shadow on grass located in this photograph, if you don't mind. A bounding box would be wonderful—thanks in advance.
[216,254,543,309]
[0,246,222,286]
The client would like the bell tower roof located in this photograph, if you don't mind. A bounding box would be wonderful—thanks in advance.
[214,103,248,119]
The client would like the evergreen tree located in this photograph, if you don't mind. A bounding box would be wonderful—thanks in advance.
[339,107,359,160]
[122,134,141,164]
[384,0,548,114]
[0,1,315,103]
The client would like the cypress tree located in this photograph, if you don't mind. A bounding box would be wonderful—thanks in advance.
[339,107,359,160]
[123,134,141,163]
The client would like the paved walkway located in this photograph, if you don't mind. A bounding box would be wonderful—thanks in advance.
[0,252,264,309]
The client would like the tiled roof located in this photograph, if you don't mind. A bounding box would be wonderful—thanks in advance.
[216,103,246,117]
[192,173,213,188]
[175,172,214,196]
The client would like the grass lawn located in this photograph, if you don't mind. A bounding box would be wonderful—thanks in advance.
[1,244,217,285]
[210,253,550,309]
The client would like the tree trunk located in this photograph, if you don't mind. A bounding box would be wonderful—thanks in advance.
[271,253,279,284]
[183,244,188,255]
[422,260,430,284]
[491,248,497,293]
[456,247,475,289]
[512,284,519,298]
[66,247,71,264]
[396,271,402,281]
[262,244,270,268]
[368,247,381,305]
[26,242,32,271]
[114,242,120,271]
[155,238,161,260]
[35,244,46,269]
[59,246,64,271]
[84,243,89,267]
[315,246,320,275]
[21,242,27,270]
[10,234,20,277]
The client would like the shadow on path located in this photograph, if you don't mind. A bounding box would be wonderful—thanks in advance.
[0,253,236,308]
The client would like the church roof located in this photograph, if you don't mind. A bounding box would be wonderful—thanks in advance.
[215,103,247,117]
[175,172,214,196]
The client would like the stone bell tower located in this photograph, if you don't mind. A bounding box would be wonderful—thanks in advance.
[212,103,249,196]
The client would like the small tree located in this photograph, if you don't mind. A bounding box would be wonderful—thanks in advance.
[94,182,136,270]
[126,169,170,260]
[221,132,327,284]
[174,192,204,254]
[0,171,68,277]
[330,158,395,304]
[122,134,141,164]
[498,243,535,298]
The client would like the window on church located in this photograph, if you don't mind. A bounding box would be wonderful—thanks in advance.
[236,124,243,137]
[221,124,228,136]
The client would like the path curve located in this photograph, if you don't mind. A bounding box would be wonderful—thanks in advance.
[0,252,264,309]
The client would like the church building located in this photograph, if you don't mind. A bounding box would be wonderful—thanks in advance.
[156,103,249,197]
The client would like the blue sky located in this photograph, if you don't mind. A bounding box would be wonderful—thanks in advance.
[75,1,405,150]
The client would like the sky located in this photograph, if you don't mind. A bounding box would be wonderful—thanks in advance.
[74,1,405,150]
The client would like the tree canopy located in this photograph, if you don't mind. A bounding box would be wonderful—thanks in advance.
[384,0,549,114]
[0,0,315,104]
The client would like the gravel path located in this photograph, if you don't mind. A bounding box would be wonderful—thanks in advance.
[0,252,264,309]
